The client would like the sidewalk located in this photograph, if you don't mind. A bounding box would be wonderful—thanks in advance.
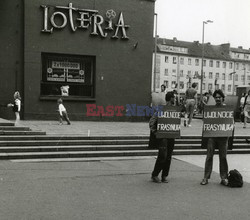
[10,118,250,137]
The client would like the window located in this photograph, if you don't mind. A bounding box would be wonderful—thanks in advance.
[171,81,176,88]
[209,72,213,79]
[194,71,199,79]
[222,73,225,80]
[41,53,95,98]
[208,83,213,90]
[215,73,219,79]
[236,63,239,70]
[164,69,168,76]
[241,75,245,81]
[216,61,220,68]
[180,70,184,77]
[188,58,192,65]
[180,81,184,89]
[195,59,199,66]
[165,56,169,63]
[228,74,232,80]
[228,85,232,92]
[248,75,250,80]
[209,60,213,67]
[215,84,219,90]
[173,57,177,64]
[172,69,176,76]
[221,84,225,91]
[180,57,184,65]
[235,74,238,81]
[223,62,226,68]
[203,60,206,67]
[229,62,233,69]
[164,80,169,88]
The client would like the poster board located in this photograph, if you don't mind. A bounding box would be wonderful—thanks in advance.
[202,105,234,138]
[156,106,181,138]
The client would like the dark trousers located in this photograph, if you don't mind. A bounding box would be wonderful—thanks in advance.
[152,139,175,178]
[204,137,228,180]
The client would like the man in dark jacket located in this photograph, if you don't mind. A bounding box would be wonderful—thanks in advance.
[150,91,176,183]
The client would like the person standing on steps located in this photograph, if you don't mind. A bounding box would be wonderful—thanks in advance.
[8,91,21,126]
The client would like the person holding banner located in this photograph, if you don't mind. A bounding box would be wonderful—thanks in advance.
[200,89,231,186]
[150,91,178,183]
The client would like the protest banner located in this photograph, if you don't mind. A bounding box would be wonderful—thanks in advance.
[156,106,181,138]
[202,105,234,137]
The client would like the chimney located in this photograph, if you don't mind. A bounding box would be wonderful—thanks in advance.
[238,46,243,49]
[173,37,177,42]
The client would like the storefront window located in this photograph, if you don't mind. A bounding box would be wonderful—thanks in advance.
[41,53,95,98]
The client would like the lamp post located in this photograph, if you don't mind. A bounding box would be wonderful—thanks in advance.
[153,13,158,92]
[200,20,213,101]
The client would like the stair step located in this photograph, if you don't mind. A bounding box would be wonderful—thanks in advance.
[1,148,250,160]
[0,139,150,146]
[0,131,46,135]
[0,126,31,131]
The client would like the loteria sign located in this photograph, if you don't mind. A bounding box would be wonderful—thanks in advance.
[41,3,130,39]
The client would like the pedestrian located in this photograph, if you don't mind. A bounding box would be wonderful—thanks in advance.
[57,98,71,125]
[8,91,21,126]
[200,89,229,186]
[239,92,246,123]
[200,92,209,114]
[160,84,166,93]
[243,90,250,128]
[184,82,197,127]
[150,91,176,183]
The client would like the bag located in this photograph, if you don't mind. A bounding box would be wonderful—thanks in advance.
[228,169,243,187]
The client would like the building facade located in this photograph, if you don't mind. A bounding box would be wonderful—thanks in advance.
[0,0,155,121]
[153,38,250,96]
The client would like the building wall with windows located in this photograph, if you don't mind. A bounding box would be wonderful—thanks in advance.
[0,0,155,121]
[153,38,250,96]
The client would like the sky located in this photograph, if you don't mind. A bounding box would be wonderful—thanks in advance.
[155,0,250,49]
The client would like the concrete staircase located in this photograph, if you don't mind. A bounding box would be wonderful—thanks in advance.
[1,119,250,161]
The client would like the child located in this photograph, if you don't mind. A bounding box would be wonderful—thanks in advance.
[57,98,71,125]
[8,91,21,126]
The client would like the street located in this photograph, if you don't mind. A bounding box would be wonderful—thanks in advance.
[0,156,249,220]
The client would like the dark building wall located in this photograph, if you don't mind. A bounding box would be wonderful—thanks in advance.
[0,0,24,119]
[2,0,155,121]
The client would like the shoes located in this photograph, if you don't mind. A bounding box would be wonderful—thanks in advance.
[67,122,71,125]
[161,177,168,183]
[151,176,161,183]
[200,178,208,185]
[243,125,246,128]
[220,179,228,186]
[187,124,191,127]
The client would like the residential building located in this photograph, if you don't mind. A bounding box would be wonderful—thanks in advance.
[152,38,250,96]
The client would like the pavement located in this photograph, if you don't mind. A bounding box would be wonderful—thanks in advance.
[0,118,250,219]
[8,117,250,137]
